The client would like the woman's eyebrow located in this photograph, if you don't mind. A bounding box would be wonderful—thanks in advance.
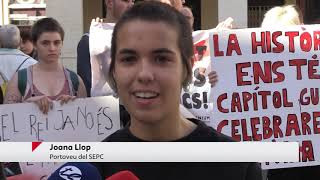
[118,49,136,55]
[152,48,175,54]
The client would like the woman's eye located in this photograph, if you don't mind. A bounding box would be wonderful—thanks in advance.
[54,41,61,46]
[42,41,49,46]
[121,56,136,64]
[155,55,169,64]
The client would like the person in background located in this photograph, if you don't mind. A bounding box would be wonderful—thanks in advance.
[76,0,134,127]
[261,4,320,180]
[94,2,262,179]
[19,27,37,59]
[4,18,86,114]
[77,0,134,97]
[261,4,303,27]
[146,0,183,10]
[78,0,134,127]
[76,33,91,95]
[180,6,194,30]
[0,24,37,102]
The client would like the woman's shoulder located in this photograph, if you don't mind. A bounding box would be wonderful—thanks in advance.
[102,127,141,142]
[184,118,235,142]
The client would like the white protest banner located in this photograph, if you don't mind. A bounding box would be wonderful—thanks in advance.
[2,96,120,179]
[209,25,320,169]
[181,30,215,124]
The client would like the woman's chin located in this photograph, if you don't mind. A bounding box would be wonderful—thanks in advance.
[131,111,163,125]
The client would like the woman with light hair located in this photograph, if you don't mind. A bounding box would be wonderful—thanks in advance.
[261,5,303,27]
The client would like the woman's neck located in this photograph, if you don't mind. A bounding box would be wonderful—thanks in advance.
[129,113,197,141]
[105,14,117,23]
[36,60,63,72]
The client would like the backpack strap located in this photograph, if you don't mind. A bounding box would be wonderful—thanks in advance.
[16,56,31,72]
[0,71,8,96]
[17,67,33,100]
[18,68,28,97]
[65,69,79,96]
[0,86,3,104]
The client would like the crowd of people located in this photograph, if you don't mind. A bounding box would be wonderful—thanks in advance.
[0,0,319,179]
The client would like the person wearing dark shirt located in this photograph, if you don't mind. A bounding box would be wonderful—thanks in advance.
[93,2,262,180]
[99,118,261,179]
[77,33,91,96]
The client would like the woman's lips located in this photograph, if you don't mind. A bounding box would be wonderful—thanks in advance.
[133,91,159,99]
[132,91,160,106]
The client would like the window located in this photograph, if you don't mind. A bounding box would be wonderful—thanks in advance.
[8,0,46,27]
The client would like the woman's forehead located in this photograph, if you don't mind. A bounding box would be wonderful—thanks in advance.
[37,32,62,41]
[119,19,177,34]
[116,20,180,54]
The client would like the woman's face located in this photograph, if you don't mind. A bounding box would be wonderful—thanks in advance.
[108,0,135,21]
[20,39,34,55]
[170,0,183,10]
[113,20,186,124]
[34,32,62,62]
